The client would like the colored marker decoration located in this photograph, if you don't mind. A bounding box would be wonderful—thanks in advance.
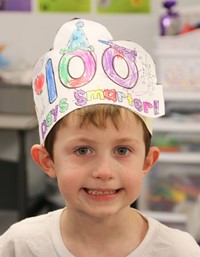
[34,73,45,95]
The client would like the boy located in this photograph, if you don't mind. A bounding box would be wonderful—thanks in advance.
[0,19,199,257]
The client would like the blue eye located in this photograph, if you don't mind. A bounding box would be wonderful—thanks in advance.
[115,147,130,155]
[75,147,91,155]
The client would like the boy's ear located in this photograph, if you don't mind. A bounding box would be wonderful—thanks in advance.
[31,144,56,178]
[143,146,160,176]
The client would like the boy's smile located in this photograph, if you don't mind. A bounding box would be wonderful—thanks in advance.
[82,187,122,202]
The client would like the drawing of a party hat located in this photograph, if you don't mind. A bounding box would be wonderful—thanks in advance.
[60,20,94,54]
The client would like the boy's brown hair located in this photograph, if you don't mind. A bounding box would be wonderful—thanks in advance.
[44,105,151,161]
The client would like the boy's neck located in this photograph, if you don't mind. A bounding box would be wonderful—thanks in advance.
[60,207,148,257]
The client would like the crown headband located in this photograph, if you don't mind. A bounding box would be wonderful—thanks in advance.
[32,19,165,145]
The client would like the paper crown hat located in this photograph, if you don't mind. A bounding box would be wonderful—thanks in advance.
[32,18,165,145]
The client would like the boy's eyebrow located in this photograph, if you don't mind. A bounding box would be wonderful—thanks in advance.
[114,137,140,145]
[64,137,97,145]
[66,136,140,145]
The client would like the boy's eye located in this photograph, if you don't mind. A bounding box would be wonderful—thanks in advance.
[115,147,131,155]
[75,147,91,155]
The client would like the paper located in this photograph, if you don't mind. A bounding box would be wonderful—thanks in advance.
[32,19,164,144]
[0,0,31,11]
[97,0,150,13]
[38,0,90,12]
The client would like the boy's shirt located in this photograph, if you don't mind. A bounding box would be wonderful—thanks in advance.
[0,208,199,257]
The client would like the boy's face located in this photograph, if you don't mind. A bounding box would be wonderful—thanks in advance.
[34,110,159,219]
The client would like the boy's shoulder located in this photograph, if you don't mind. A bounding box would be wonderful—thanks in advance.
[3,208,62,237]
[0,209,63,256]
[145,215,200,256]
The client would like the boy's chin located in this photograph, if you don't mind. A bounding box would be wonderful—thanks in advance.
[76,204,131,221]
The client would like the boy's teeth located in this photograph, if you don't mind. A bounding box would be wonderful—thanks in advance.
[86,189,116,195]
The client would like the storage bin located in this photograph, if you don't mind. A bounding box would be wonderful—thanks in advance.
[154,30,200,90]
[141,163,200,213]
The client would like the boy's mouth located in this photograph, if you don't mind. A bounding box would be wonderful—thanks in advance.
[84,188,120,196]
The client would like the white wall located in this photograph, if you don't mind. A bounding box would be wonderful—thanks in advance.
[0,0,199,68]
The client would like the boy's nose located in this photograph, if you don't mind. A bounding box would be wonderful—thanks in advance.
[92,157,115,181]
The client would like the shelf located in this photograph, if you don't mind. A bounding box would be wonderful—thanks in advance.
[0,114,37,131]
[159,152,200,164]
[143,210,187,224]
[164,90,200,102]
[153,118,200,133]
